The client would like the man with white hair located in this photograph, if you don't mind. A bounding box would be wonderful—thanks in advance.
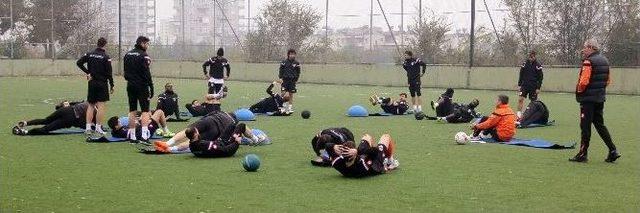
[570,38,621,163]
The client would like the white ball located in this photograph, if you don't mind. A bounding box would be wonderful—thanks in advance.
[455,132,470,145]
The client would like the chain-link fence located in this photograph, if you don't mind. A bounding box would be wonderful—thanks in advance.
[1,0,639,71]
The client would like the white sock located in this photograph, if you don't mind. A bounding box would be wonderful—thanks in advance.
[288,104,293,111]
[163,126,169,132]
[95,124,104,133]
[86,123,93,131]
[413,105,418,111]
[417,105,422,112]
[166,138,176,146]
[128,129,137,140]
[141,127,150,140]
[516,111,522,118]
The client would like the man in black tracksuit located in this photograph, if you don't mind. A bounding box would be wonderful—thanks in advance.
[402,50,427,113]
[570,39,620,163]
[325,134,396,177]
[202,48,231,95]
[76,37,113,135]
[278,49,301,113]
[123,36,154,141]
[310,127,355,166]
[431,88,455,117]
[12,102,92,135]
[517,50,543,118]
[249,81,290,114]
[156,83,182,120]
[415,99,479,123]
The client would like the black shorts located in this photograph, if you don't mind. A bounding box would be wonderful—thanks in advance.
[519,87,538,101]
[127,84,150,112]
[408,81,421,97]
[87,81,109,103]
[281,80,297,93]
[208,82,223,94]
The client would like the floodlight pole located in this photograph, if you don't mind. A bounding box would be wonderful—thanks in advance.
[418,0,422,25]
[247,0,251,34]
[214,0,243,48]
[118,0,122,74]
[9,0,14,59]
[469,0,476,68]
[50,0,55,60]
[181,0,185,60]
[213,0,216,47]
[400,0,403,47]
[369,0,373,51]
[376,0,402,57]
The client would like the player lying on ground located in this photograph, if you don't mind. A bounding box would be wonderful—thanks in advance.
[324,134,399,178]
[416,99,480,123]
[185,91,226,117]
[517,100,549,127]
[470,95,517,142]
[156,82,183,120]
[13,101,94,136]
[107,109,174,140]
[144,111,266,156]
[368,93,410,115]
[309,127,355,166]
[431,88,455,117]
[249,81,292,115]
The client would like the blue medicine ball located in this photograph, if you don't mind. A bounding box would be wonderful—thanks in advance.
[235,108,256,121]
[242,154,261,172]
[347,105,369,117]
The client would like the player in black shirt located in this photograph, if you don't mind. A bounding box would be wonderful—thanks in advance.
[147,111,265,156]
[156,83,182,120]
[76,37,113,136]
[369,93,410,115]
[325,134,398,177]
[202,48,231,94]
[310,127,355,166]
[517,50,543,118]
[431,88,455,117]
[278,49,301,113]
[123,36,154,141]
[249,81,291,114]
[13,101,92,135]
[402,50,427,113]
[185,93,224,117]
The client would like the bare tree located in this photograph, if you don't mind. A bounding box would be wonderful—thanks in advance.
[244,0,321,62]
[407,12,452,64]
[502,0,539,52]
[604,0,640,66]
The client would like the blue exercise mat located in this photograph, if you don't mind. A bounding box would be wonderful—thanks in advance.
[517,120,556,129]
[49,128,85,134]
[481,138,575,149]
[86,135,163,143]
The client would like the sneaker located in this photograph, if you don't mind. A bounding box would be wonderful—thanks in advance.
[569,153,588,162]
[369,96,377,106]
[12,126,24,135]
[154,141,170,153]
[605,151,621,163]
[385,158,400,170]
[155,129,164,136]
[84,129,94,136]
[17,121,27,128]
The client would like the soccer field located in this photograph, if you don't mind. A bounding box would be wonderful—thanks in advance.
[1,77,639,212]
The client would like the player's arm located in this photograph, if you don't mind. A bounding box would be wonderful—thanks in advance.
[76,54,89,74]
[576,60,592,93]
[278,61,285,79]
[202,59,211,76]
[536,62,543,89]
[294,63,301,82]
[266,82,276,97]
[105,55,114,90]
[224,59,230,78]
[419,59,427,76]
[518,62,525,87]
[143,55,154,98]
[474,114,500,130]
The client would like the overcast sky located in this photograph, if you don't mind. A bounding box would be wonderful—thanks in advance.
[157,0,508,31]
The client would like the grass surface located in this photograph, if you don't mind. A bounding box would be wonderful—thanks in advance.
[1,77,639,212]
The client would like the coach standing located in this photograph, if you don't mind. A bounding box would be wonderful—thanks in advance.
[570,38,620,163]
[123,36,154,141]
[76,37,113,136]
[516,50,543,119]
[402,50,427,113]
[278,49,301,113]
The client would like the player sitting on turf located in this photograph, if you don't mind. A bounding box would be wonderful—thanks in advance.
[13,101,95,136]
[310,127,355,166]
[156,82,183,120]
[431,88,455,117]
[249,81,291,115]
[146,111,266,155]
[368,93,410,115]
[517,100,549,128]
[470,95,516,142]
[185,91,226,117]
[107,109,174,140]
[325,134,399,178]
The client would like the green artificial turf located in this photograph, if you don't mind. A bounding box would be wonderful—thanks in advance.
[1,77,638,212]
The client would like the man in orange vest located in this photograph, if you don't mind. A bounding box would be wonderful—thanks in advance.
[471,95,517,142]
